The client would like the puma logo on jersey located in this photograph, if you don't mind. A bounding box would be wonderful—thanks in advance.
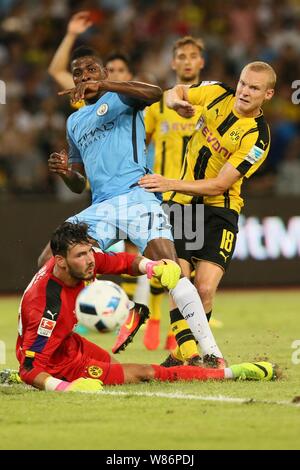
[46,310,59,321]
[215,108,223,118]
[259,139,268,150]
[219,251,230,262]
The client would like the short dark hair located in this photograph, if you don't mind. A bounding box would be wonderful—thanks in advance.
[104,52,132,72]
[50,221,91,257]
[70,46,103,65]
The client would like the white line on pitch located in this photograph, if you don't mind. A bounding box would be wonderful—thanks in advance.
[101,390,300,407]
[1,384,299,406]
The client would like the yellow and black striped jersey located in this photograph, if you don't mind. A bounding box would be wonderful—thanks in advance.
[171,82,270,213]
[145,91,202,200]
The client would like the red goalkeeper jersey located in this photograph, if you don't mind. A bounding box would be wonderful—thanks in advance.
[16,250,135,385]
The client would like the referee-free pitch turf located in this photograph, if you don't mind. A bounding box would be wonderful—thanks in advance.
[1,291,300,450]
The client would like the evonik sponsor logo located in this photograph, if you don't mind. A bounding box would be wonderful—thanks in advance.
[196,117,232,158]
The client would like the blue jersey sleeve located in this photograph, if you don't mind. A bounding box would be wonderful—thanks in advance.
[118,94,147,110]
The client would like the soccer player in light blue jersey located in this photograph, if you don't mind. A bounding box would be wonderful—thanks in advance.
[42,46,225,367]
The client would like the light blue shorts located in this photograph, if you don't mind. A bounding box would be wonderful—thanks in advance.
[67,187,173,253]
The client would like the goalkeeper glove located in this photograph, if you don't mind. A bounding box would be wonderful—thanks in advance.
[146,259,181,290]
[65,377,103,393]
[45,377,103,393]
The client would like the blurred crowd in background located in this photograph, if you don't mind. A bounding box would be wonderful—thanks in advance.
[0,0,300,199]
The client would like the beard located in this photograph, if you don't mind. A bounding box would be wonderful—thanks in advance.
[68,264,95,281]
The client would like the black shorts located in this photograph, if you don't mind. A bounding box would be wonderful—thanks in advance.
[165,203,238,271]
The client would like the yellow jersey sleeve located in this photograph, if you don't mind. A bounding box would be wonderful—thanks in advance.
[187,81,225,107]
[144,102,158,139]
[228,130,270,179]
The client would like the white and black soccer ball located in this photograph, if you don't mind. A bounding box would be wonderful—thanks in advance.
[75,280,131,332]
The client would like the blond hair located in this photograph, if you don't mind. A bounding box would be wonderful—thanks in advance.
[243,61,277,89]
[173,36,204,57]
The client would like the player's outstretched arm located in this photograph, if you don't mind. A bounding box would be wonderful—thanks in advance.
[97,252,181,290]
[48,11,93,89]
[100,80,163,105]
[59,80,163,105]
[139,163,241,197]
[165,84,195,118]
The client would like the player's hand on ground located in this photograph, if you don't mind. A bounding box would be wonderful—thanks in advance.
[139,174,172,192]
[67,11,93,35]
[66,377,103,393]
[58,81,101,103]
[48,149,69,175]
[146,260,181,290]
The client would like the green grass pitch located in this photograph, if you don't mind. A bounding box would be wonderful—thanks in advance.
[1,290,300,450]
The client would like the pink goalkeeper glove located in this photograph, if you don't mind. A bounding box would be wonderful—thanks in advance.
[145,259,181,290]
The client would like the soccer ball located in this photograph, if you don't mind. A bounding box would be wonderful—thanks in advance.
[75,280,131,332]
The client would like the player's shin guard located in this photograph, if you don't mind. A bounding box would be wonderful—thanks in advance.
[170,308,199,360]
[152,364,225,382]
[170,277,223,358]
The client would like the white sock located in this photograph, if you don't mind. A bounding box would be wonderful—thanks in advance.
[170,277,223,358]
[134,274,150,305]
[224,368,233,379]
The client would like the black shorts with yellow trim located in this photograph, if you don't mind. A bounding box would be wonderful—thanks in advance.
[167,203,238,272]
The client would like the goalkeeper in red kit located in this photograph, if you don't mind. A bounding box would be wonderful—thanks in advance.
[12,222,275,393]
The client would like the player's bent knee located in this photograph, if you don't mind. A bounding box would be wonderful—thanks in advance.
[172,277,198,301]
[144,238,178,262]
[196,283,215,306]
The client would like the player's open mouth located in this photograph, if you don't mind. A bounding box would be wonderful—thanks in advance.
[238,97,249,104]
